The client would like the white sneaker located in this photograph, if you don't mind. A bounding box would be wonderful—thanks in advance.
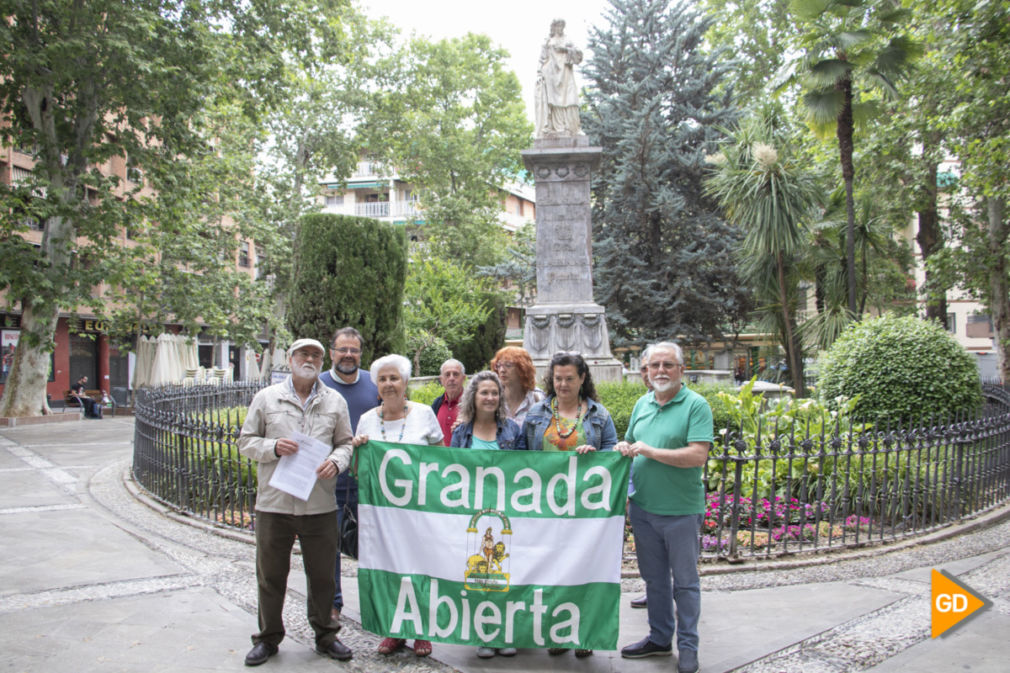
[498,647,517,656]
[476,646,495,658]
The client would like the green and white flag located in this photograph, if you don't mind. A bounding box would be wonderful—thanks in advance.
[356,441,630,651]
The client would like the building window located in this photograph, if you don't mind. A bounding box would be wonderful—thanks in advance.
[326,193,344,207]
[967,313,994,339]
[239,241,251,268]
[945,313,956,334]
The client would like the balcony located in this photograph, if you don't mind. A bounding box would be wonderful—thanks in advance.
[354,200,422,219]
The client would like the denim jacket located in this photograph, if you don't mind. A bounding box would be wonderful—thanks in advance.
[450,417,522,450]
[516,396,618,452]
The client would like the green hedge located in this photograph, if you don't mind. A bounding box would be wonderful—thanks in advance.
[406,379,734,439]
[286,214,407,367]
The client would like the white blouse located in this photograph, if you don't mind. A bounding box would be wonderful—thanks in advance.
[356,400,444,445]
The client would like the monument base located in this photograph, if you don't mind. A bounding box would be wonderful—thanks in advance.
[522,303,624,383]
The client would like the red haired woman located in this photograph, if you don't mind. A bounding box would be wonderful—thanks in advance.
[489,346,544,426]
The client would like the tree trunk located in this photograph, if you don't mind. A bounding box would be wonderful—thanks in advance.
[916,158,947,323]
[836,74,858,318]
[0,299,60,417]
[777,252,805,397]
[985,198,1010,383]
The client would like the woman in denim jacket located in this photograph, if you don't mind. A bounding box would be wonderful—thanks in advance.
[517,352,618,455]
[515,352,617,658]
[449,370,522,451]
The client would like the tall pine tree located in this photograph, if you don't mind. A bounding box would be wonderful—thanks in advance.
[583,0,749,344]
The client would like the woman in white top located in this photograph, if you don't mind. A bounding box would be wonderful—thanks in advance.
[352,353,441,658]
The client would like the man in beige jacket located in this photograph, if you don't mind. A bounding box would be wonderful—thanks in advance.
[239,338,353,666]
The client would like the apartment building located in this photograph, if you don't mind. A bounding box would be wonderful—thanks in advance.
[319,160,536,232]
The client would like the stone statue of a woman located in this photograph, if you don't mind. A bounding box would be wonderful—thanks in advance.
[534,19,583,138]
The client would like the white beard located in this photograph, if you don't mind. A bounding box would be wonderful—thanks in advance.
[296,362,320,378]
[650,377,675,393]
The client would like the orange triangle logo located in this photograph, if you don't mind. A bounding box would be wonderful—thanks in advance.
[931,569,991,638]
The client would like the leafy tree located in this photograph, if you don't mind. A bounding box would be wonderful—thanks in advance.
[583,0,750,345]
[0,0,355,414]
[707,111,822,395]
[782,0,920,316]
[478,222,537,308]
[403,258,492,376]
[286,214,407,366]
[368,33,533,268]
[255,11,395,303]
[446,289,508,374]
[927,0,1010,382]
[700,0,794,105]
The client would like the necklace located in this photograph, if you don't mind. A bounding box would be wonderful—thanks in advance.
[551,396,584,439]
[379,403,408,443]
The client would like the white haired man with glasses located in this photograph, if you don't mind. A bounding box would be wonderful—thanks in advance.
[617,342,713,673]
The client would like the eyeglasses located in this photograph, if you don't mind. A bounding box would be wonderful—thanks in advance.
[648,360,682,370]
[332,347,361,355]
[495,362,514,371]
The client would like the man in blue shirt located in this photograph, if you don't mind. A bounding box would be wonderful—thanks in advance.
[319,327,378,624]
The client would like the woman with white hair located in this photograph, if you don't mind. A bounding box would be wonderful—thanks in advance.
[352,353,441,657]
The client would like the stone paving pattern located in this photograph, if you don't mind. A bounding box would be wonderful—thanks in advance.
[1,418,1007,672]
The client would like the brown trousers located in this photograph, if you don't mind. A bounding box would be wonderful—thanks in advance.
[252,510,339,648]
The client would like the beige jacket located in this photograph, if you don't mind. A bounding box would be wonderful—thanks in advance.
[239,378,353,515]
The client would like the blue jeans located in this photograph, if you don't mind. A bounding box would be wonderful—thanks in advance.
[332,484,357,611]
[629,501,702,652]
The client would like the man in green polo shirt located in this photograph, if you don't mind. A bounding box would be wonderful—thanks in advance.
[617,342,712,673]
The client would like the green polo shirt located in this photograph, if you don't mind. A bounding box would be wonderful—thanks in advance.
[626,385,713,516]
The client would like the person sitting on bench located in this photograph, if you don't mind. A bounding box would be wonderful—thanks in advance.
[70,376,102,419]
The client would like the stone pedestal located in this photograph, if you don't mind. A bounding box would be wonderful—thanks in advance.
[521,137,623,382]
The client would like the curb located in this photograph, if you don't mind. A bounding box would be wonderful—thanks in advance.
[123,465,255,546]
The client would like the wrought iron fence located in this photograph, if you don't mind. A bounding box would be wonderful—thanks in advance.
[701,382,1010,560]
[132,381,1010,560]
[132,382,265,530]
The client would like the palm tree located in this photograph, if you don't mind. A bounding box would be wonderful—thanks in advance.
[782,0,919,317]
[706,111,823,396]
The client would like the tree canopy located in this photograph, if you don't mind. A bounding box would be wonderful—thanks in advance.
[0,0,360,415]
[583,0,750,345]
[367,33,533,268]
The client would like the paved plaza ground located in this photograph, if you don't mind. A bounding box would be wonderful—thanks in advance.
[1,417,1008,673]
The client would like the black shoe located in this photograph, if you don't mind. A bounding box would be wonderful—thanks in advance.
[316,638,352,661]
[677,648,699,673]
[575,649,593,658]
[244,642,278,666]
[621,637,672,659]
[630,593,648,608]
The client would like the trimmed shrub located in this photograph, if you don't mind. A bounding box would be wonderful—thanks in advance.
[409,332,453,377]
[286,214,407,367]
[596,381,648,438]
[817,314,982,422]
[409,380,444,407]
[690,381,736,431]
